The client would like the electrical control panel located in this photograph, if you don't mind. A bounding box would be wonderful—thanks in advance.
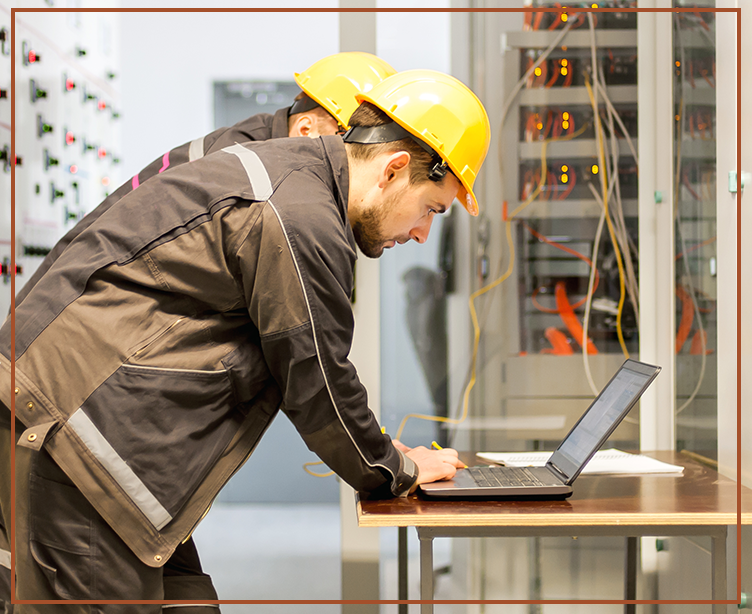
[0,2,121,319]
[501,2,640,361]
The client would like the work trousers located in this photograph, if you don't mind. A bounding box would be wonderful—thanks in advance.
[0,404,220,613]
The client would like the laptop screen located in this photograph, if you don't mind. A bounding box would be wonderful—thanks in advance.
[548,360,660,482]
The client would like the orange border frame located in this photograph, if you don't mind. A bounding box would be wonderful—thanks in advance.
[7,5,743,607]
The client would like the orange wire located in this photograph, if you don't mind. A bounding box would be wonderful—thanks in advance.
[524,221,600,311]
[675,285,695,354]
[555,282,598,354]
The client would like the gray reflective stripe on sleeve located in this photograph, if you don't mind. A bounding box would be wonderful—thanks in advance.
[0,548,9,569]
[188,136,205,162]
[67,409,172,531]
[266,201,396,486]
[221,143,273,200]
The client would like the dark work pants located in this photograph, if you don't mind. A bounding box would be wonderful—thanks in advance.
[0,404,220,613]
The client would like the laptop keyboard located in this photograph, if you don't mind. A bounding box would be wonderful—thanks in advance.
[466,466,546,488]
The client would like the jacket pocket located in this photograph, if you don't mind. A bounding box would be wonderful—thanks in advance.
[29,473,92,599]
[76,363,241,524]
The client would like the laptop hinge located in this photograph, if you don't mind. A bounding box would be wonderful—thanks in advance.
[547,462,570,483]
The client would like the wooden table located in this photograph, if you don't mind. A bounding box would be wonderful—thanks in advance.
[357,452,752,614]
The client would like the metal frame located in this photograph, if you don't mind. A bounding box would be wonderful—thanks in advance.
[408,524,727,614]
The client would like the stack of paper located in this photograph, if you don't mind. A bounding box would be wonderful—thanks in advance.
[475,449,684,475]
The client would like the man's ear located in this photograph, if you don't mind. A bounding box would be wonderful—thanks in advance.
[380,151,411,188]
[289,114,314,137]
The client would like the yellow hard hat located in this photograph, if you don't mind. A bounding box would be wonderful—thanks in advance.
[355,69,491,216]
[294,52,397,129]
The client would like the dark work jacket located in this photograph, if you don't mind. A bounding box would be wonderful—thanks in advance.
[0,135,417,567]
[15,107,291,307]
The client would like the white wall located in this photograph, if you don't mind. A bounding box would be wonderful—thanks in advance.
[119,2,338,177]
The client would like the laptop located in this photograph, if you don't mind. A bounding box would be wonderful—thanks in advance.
[419,359,661,498]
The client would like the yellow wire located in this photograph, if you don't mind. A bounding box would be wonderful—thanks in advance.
[585,76,630,359]
[395,220,516,441]
[303,461,334,478]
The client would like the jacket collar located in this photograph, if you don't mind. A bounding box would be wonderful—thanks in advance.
[271,107,290,139]
[319,135,355,252]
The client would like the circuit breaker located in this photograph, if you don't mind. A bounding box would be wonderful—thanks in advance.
[0,2,122,318]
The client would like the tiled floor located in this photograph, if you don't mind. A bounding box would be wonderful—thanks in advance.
[192,502,342,612]
[191,502,454,613]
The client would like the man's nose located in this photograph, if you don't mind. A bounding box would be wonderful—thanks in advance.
[409,217,433,244]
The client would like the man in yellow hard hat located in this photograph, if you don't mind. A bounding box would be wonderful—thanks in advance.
[0,69,490,606]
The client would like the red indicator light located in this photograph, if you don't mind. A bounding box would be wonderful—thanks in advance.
[102,176,110,186]
[66,79,76,91]
[69,164,78,174]
[65,131,76,146]
[98,148,107,159]
[28,50,39,63]
[98,100,107,110]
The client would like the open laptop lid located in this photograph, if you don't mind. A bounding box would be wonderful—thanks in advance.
[546,359,661,485]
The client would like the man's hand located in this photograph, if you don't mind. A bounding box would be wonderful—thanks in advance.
[405,446,465,485]
[391,439,411,453]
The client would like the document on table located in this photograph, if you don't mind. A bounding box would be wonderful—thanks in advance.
[476,448,684,475]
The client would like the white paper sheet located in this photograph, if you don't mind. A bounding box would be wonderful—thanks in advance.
[475,449,684,475]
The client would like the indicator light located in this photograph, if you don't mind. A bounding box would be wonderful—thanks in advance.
[65,131,76,146]
[23,40,41,65]
[98,148,107,159]
[98,100,107,111]
[536,122,543,131]
[0,28,8,57]
[561,165,569,173]
[561,13,568,22]
[37,115,53,138]
[50,182,65,203]
[592,165,599,174]
[534,67,542,77]
[675,114,681,121]
[592,3,598,7]
[561,67,568,76]
[65,77,76,92]
[30,79,47,103]
[562,112,570,120]
[562,120,570,130]
[69,164,78,174]
[561,46,568,51]
[675,61,681,67]
[76,47,87,57]
[561,174,569,183]
[102,176,111,186]
[561,59,568,67]
[44,149,60,171]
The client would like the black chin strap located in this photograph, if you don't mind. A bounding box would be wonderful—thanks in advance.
[342,123,450,182]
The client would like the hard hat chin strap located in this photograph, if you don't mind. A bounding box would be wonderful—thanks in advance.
[342,123,450,183]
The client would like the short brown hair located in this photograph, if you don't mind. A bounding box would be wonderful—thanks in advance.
[287,93,337,132]
[346,102,444,187]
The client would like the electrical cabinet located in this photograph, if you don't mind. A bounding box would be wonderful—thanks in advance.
[0,2,122,318]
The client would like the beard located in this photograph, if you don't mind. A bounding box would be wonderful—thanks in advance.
[351,187,407,259]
